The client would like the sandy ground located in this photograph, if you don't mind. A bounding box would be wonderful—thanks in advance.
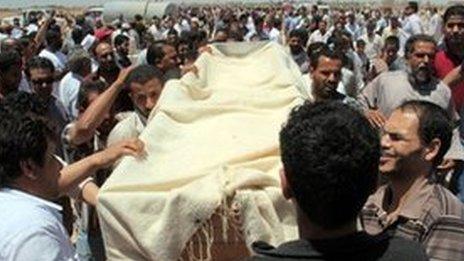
[0,7,84,19]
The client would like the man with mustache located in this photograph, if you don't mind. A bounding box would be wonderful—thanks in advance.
[358,34,464,167]
[301,47,360,109]
[361,100,464,260]
[434,5,464,113]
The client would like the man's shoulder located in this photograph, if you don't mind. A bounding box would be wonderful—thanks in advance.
[249,240,323,261]
[383,236,428,260]
[107,112,143,147]
[249,233,428,261]
[426,184,464,221]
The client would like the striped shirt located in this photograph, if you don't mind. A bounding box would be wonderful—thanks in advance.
[361,182,464,260]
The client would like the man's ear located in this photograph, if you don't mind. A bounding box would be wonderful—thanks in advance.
[423,138,441,163]
[19,159,39,180]
[280,168,293,200]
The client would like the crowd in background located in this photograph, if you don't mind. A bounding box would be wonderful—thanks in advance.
[1,1,464,260]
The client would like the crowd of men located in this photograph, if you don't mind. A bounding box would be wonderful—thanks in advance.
[1,1,464,260]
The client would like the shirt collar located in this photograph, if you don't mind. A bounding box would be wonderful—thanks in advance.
[1,188,62,212]
[366,179,434,220]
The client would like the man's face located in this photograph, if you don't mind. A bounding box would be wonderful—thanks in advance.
[29,68,54,100]
[319,21,327,33]
[129,78,164,118]
[383,44,399,65]
[0,61,22,95]
[96,43,118,71]
[407,41,436,84]
[380,109,425,177]
[37,141,62,200]
[160,45,179,71]
[116,40,130,56]
[167,33,178,46]
[444,15,464,54]
[310,56,342,100]
[288,36,302,54]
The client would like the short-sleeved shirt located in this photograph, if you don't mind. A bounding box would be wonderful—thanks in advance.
[361,181,464,260]
[0,188,76,260]
[39,48,68,72]
[358,70,464,160]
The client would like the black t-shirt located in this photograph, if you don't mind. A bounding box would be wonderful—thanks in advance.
[250,232,428,261]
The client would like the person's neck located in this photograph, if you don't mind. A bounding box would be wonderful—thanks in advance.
[7,181,54,202]
[297,208,357,240]
[386,171,428,214]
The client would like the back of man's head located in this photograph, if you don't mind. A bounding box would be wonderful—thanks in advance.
[280,101,380,229]
[0,95,55,187]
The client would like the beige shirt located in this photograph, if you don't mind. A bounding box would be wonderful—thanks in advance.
[107,111,146,148]
[358,70,464,160]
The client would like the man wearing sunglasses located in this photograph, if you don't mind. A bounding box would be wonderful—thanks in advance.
[25,56,70,136]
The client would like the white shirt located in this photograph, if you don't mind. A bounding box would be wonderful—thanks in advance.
[39,48,68,72]
[0,188,76,261]
[308,29,331,44]
[18,72,31,93]
[59,72,84,120]
[360,33,383,61]
[403,13,423,36]
[268,28,282,45]
[107,111,146,148]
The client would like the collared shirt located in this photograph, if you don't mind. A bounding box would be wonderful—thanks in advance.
[0,188,76,261]
[360,33,383,62]
[359,70,452,119]
[361,182,464,260]
[308,29,331,44]
[39,48,68,72]
[434,49,464,112]
[358,70,464,160]
[59,72,84,120]
[403,13,423,36]
[107,111,146,148]
[299,74,362,110]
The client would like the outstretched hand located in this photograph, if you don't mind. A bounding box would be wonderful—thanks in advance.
[94,138,145,168]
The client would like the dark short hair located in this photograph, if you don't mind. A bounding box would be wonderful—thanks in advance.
[398,100,453,167]
[0,97,56,187]
[309,48,343,69]
[1,91,48,116]
[289,29,308,45]
[384,35,400,50]
[408,1,418,13]
[45,29,61,45]
[77,79,107,110]
[356,39,366,47]
[146,41,167,66]
[25,56,55,78]
[114,34,130,47]
[280,101,380,229]
[307,42,329,58]
[443,5,464,23]
[124,64,164,87]
[0,50,21,73]
[404,34,436,58]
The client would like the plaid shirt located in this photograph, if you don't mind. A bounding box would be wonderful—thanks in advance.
[361,181,464,260]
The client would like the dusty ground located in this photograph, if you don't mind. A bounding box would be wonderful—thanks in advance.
[0,7,84,19]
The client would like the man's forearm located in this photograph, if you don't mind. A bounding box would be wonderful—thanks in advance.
[70,81,123,145]
[58,152,106,196]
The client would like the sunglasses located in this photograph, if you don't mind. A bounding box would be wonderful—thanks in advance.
[31,78,54,86]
